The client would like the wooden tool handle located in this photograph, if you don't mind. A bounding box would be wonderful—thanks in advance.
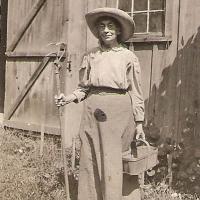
[53,55,71,200]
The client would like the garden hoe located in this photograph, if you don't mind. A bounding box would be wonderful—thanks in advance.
[49,42,71,200]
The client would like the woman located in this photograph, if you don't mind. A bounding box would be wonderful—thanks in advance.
[55,7,145,200]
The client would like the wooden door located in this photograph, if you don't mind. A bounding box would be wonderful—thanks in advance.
[4,0,69,135]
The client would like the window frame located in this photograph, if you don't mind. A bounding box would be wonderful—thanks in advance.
[116,0,172,43]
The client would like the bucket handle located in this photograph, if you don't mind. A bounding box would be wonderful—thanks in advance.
[136,139,151,157]
[122,139,150,157]
[136,139,150,147]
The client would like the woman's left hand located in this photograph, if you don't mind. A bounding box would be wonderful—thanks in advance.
[135,122,145,140]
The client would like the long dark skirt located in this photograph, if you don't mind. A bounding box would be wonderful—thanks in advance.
[78,88,141,200]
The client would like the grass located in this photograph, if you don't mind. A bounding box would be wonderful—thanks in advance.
[0,127,68,200]
[143,183,199,200]
[0,127,199,200]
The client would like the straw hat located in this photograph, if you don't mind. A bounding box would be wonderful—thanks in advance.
[85,7,135,42]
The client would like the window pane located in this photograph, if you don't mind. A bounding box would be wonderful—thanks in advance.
[150,0,164,10]
[134,0,148,11]
[149,12,164,33]
[118,0,132,12]
[133,13,147,33]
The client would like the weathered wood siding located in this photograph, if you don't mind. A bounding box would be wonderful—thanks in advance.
[4,0,68,135]
[176,0,200,144]
[4,0,200,146]
[142,0,200,145]
[64,0,179,144]
[146,0,180,140]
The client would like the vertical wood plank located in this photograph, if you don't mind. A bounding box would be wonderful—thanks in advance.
[4,57,50,120]
[165,0,173,37]
[106,0,117,7]
[7,0,46,51]
[156,0,180,138]
[63,0,88,147]
[86,0,107,50]
[60,0,69,42]
[177,0,200,143]
[133,44,153,121]
[148,44,165,127]
[7,0,33,48]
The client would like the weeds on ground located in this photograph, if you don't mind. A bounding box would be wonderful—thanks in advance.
[0,128,68,200]
[0,127,199,200]
[143,182,199,200]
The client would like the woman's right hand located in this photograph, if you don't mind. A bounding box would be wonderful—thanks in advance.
[54,93,77,107]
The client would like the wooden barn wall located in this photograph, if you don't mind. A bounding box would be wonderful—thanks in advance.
[145,0,200,145]
[4,0,200,146]
[63,0,88,146]
[176,0,200,145]
[59,0,200,145]
[64,0,116,146]
[4,0,119,147]
[64,0,181,145]
[4,0,69,135]
[126,0,181,141]
[147,0,180,140]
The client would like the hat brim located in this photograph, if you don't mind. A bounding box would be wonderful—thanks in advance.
[85,8,135,42]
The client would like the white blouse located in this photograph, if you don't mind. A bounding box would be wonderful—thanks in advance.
[73,45,144,122]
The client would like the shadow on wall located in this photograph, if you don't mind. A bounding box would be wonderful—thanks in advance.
[146,26,200,149]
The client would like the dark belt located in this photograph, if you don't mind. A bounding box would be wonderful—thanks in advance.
[89,86,128,95]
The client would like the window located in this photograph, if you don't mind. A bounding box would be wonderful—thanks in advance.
[117,0,167,38]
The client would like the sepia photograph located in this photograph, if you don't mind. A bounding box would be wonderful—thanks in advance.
[0,0,200,199]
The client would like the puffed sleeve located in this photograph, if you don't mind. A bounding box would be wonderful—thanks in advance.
[72,55,91,103]
[127,54,145,122]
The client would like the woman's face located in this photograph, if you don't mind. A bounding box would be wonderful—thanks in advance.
[97,18,121,46]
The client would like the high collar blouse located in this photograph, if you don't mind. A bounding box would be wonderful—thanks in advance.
[73,45,144,122]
